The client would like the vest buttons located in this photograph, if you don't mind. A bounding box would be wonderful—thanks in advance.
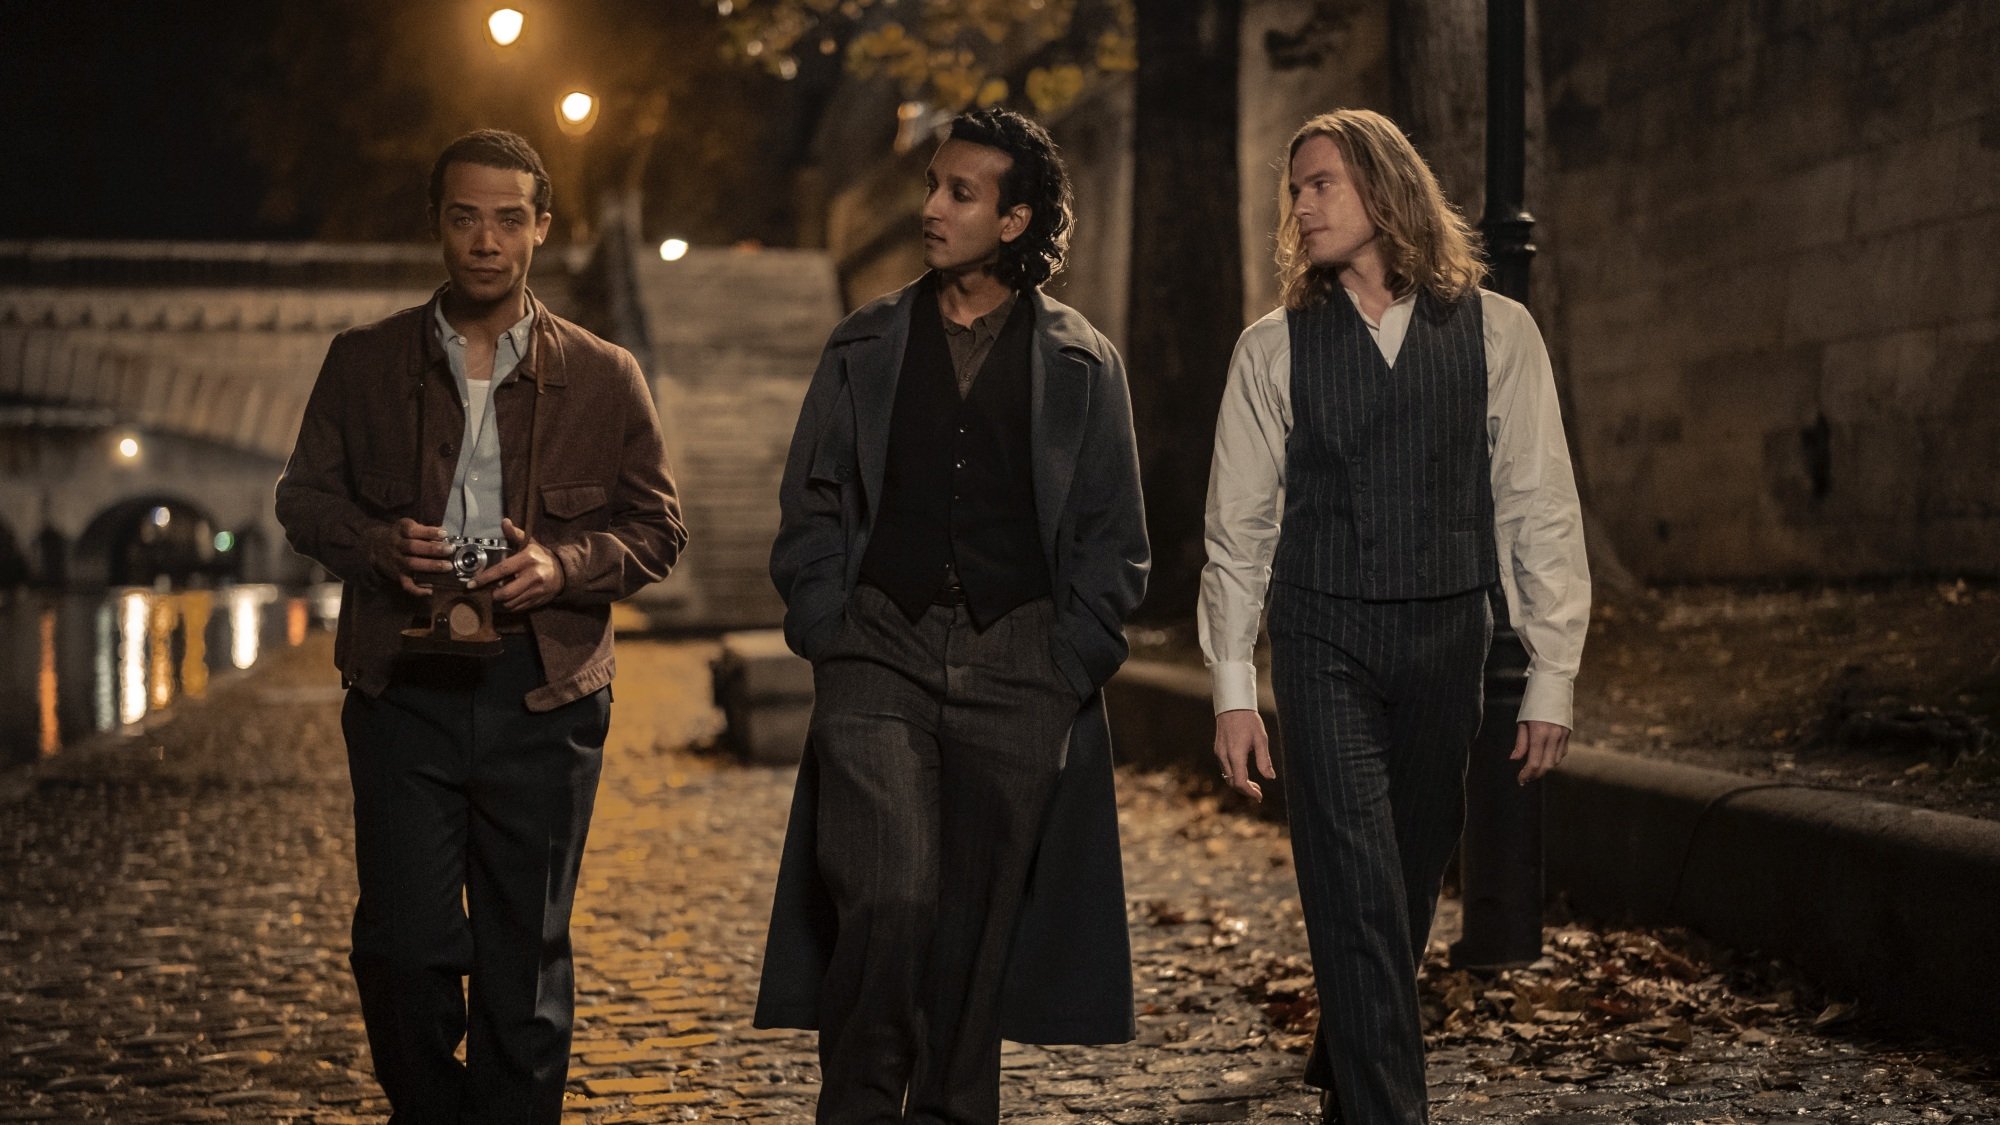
[438,441,455,458]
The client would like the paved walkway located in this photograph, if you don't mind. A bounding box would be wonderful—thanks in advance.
[3,637,1996,1122]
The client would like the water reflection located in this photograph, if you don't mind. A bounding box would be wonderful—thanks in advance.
[37,609,58,758]
[0,585,341,767]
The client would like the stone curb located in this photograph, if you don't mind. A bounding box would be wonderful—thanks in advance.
[1103,658,2000,1050]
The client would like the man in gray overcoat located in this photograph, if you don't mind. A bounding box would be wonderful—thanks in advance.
[754,107,1149,1124]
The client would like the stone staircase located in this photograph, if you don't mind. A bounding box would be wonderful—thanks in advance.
[620,247,843,630]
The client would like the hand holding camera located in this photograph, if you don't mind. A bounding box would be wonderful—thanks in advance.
[467,518,564,613]
[370,518,455,597]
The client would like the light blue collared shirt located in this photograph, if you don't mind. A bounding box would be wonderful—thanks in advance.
[434,303,534,541]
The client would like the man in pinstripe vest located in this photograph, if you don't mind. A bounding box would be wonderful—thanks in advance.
[1199,109,1591,1123]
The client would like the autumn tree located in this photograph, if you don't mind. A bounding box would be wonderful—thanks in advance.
[717,0,1135,118]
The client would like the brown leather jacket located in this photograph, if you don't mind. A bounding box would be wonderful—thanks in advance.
[275,289,685,710]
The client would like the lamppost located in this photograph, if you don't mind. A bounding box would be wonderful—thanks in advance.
[557,89,599,134]
[486,7,525,48]
[478,9,670,248]
[1450,0,1543,972]
[554,89,599,241]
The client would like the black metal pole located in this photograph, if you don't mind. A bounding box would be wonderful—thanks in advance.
[1450,0,1545,972]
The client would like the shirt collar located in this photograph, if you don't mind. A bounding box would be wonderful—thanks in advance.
[433,302,536,357]
[1340,286,1416,329]
[940,288,1017,338]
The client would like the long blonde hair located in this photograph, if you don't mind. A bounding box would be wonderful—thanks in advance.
[1276,109,1485,310]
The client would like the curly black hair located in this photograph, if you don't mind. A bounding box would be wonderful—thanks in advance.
[947,108,1073,291]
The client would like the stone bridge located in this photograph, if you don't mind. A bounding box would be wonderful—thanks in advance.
[0,239,840,625]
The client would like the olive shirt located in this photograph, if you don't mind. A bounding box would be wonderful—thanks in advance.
[940,290,1018,397]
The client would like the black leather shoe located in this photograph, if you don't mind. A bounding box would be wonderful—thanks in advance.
[1319,1089,1343,1123]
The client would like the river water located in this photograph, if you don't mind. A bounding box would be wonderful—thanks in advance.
[0,585,340,767]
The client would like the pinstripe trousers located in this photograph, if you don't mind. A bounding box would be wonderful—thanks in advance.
[1268,580,1492,1125]
[809,582,1077,1124]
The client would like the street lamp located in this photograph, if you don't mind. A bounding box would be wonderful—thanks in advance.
[115,435,140,463]
[557,90,599,136]
[1450,0,1544,974]
[487,8,524,47]
[658,238,688,262]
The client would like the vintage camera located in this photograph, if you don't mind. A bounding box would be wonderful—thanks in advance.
[403,535,510,656]
[444,536,509,586]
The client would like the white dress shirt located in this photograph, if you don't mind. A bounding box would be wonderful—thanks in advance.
[1198,287,1591,728]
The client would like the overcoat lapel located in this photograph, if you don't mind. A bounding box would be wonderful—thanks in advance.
[844,283,920,516]
[1028,292,1097,558]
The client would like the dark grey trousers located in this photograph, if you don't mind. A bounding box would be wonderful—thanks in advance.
[1268,582,1491,1125]
[340,636,609,1125]
[810,582,1077,1125]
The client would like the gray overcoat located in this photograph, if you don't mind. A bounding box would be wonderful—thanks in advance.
[752,275,1150,1045]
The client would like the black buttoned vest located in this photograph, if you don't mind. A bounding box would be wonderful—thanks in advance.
[859,287,1049,625]
[1273,289,1498,600]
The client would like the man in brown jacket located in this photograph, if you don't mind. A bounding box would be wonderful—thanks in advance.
[274,130,684,1125]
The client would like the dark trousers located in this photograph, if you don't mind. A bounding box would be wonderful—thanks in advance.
[810,582,1077,1125]
[340,635,609,1125]
[1268,582,1491,1125]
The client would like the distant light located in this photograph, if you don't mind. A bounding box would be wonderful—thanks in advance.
[117,436,140,461]
[894,101,931,154]
[659,238,689,262]
[778,57,799,80]
[214,531,235,552]
[150,506,171,529]
[560,91,596,124]
[716,0,734,15]
[487,8,525,47]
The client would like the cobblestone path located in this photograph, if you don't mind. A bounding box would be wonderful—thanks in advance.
[4,636,1996,1122]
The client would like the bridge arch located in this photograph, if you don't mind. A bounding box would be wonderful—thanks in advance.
[72,495,240,589]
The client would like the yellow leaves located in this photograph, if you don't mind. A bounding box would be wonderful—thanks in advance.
[1095,28,1137,72]
[927,64,980,110]
[848,22,929,87]
[1026,64,1084,115]
[721,0,1134,114]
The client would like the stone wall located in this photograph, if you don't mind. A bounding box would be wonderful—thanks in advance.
[1540,0,2000,579]
[1238,0,1393,324]
[1044,78,1136,353]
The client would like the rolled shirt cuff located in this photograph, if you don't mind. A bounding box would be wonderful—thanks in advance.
[1516,670,1575,730]
[1209,660,1260,716]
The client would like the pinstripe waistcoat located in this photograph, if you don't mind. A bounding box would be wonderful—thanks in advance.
[1274,289,1497,600]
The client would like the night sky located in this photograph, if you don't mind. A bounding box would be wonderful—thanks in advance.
[3,2,290,240]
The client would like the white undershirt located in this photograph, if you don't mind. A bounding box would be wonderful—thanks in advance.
[464,377,494,437]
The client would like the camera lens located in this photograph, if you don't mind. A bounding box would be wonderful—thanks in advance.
[451,542,482,579]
